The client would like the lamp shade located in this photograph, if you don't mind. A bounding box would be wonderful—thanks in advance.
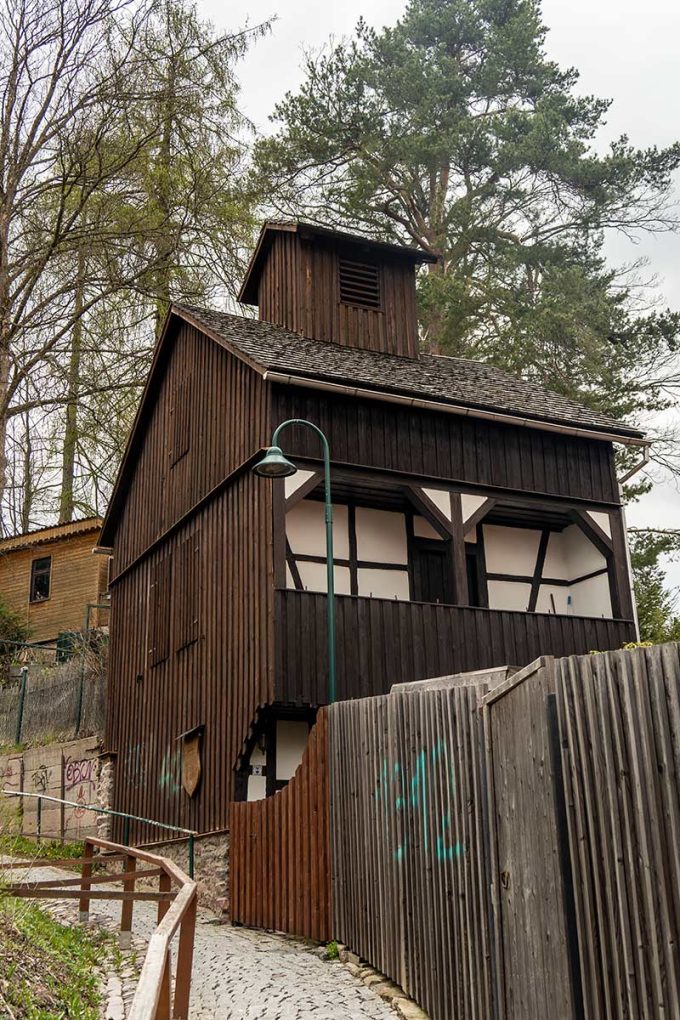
[253,446,298,478]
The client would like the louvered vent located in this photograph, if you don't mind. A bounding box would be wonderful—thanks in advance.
[338,258,381,309]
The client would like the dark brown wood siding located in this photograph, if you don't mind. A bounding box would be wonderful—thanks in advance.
[106,469,274,842]
[258,234,419,358]
[272,385,620,505]
[111,321,269,574]
[274,590,636,705]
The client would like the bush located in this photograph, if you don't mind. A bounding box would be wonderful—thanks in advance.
[0,596,30,684]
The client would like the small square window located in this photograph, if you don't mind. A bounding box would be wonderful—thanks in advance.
[30,556,51,602]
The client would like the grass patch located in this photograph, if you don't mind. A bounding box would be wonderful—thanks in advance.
[325,939,339,960]
[0,833,85,862]
[0,897,109,1018]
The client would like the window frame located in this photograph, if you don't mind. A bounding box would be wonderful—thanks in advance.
[29,555,52,603]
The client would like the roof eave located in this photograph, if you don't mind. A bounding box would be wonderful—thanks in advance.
[262,368,647,447]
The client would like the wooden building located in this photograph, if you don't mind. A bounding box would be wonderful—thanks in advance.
[0,517,109,643]
[100,220,645,837]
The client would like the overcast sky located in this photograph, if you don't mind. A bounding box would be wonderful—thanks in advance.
[200,0,680,589]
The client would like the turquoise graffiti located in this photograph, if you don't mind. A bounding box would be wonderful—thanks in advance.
[374,740,465,863]
[158,747,182,797]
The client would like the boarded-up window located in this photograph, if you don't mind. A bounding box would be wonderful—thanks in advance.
[175,532,199,650]
[338,258,381,309]
[148,556,171,667]
[170,377,191,466]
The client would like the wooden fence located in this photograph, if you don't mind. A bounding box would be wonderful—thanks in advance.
[555,642,680,1018]
[229,709,331,941]
[229,643,680,1020]
[329,679,495,1020]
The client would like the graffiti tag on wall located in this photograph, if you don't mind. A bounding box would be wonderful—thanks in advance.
[374,740,465,864]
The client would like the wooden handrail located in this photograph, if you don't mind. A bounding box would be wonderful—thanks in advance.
[3,833,198,1020]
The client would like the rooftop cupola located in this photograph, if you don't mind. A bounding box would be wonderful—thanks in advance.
[238,221,437,359]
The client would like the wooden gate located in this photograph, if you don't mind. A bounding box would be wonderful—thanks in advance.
[229,710,331,941]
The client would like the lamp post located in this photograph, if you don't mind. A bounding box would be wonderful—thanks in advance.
[253,419,337,704]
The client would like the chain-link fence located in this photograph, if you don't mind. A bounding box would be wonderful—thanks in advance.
[0,636,107,746]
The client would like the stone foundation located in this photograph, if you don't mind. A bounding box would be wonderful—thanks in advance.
[136,830,229,915]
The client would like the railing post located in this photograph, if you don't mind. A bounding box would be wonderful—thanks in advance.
[36,795,42,839]
[158,871,172,924]
[155,949,172,1020]
[15,665,28,745]
[120,852,136,950]
[188,834,194,879]
[172,892,197,1019]
[79,839,93,922]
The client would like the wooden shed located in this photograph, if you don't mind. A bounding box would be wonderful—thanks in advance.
[99,220,645,837]
[0,517,109,643]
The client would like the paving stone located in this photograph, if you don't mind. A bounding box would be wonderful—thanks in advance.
[2,858,401,1019]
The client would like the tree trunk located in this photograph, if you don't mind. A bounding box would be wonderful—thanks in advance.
[58,246,86,523]
[20,405,33,533]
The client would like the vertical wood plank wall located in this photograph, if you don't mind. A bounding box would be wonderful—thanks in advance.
[555,643,680,1018]
[275,590,636,706]
[257,234,419,358]
[107,468,274,842]
[272,385,621,505]
[229,710,331,941]
[329,684,494,1020]
[110,322,270,574]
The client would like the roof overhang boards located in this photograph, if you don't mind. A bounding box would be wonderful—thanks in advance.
[262,370,649,450]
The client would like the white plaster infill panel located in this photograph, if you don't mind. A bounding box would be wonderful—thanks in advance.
[484,524,541,576]
[355,507,408,563]
[357,567,410,601]
[413,514,442,540]
[570,572,612,619]
[563,525,607,577]
[460,493,489,526]
[487,580,532,612]
[543,532,570,580]
[276,720,309,782]
[247,743,266,802]
[584,510,612,539]
[297,561,351,595]
[421,488,452,522]
[286,500,350,559]
[284,469,317,500]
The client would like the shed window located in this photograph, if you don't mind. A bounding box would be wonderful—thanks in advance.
[339,258,381,309]
[148,556,171,667]
[175,532,199,650]
[170,377,191,466]
[30,556,51,602]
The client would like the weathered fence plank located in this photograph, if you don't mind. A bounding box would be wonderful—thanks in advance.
[229,710,331,941]
[555,643,680,1019]
[482,657,579,1020]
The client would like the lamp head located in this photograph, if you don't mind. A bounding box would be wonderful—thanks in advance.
[253,446,298,479]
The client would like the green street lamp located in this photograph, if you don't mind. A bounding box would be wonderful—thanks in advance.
[253,419,337,704]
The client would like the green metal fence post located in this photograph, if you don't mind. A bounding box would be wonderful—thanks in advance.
[15,666,28,745]
[188,833,195,879]
[37,795,42,838]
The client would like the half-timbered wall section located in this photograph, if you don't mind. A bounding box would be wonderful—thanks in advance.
[109,320,270,574]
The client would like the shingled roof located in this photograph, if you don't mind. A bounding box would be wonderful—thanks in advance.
[176,304,645,442]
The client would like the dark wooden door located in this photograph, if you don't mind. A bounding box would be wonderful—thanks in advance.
[412,539,454,604]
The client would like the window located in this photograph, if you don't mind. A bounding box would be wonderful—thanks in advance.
[30,556,51,602]
[148,556,171,667]
[338,257,381,309]
[175,532,199,650]
[169,377,191,466]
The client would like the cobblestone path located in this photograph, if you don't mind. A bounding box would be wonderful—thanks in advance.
[2,860,394,1019]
